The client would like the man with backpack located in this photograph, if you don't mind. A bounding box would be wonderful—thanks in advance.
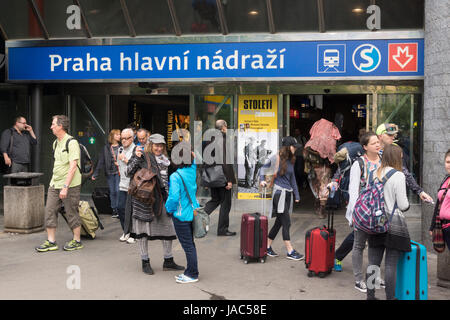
[36,115,84,252]
[0,116,37,173]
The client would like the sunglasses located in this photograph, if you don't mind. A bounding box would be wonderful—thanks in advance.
[385,124,398,133]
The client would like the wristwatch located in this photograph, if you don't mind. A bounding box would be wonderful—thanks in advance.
[63,184,68,189]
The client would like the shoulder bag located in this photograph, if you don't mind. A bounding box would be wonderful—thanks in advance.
[176,172,210,238]
[201,164,227,188]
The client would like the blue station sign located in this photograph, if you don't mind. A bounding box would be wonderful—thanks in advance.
[7,39,423,81]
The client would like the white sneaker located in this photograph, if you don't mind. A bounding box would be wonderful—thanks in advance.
[119,233,130,242]
[126,236,136,244]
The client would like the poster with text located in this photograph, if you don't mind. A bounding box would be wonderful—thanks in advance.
[237,95,278,200]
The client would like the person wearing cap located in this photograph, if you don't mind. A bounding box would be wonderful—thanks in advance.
[125,133,184,275]
[260,136,303,261]
[376,123,433,203]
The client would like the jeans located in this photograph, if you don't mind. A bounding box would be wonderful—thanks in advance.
[107,173,120,212]
[352,228,369,283]
[204,187,232,234]
[117,191,127,231]
[366,245,401,300]
[172,217,198,279]
[335,230,354,261]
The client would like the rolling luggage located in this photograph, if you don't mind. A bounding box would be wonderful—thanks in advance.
[395,240,428,300]
[305,197,336,278]
[240,187,269,264]
[60,201,104,239]
[92,187,113,215]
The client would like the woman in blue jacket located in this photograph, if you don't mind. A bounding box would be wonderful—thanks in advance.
[165,146,200,284]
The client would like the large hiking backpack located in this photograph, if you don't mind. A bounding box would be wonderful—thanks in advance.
[53,138,94,178]
[334,142,364,202]
[352,169,397,234]
[128,153,158,205]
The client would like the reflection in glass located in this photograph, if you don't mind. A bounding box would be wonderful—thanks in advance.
[175,0,221,34]
[79,0,129,36]
[272,0,319,32]
[324,0,370,31]
[224,0,269,33]
[376,0,424,29]
[127,0,174,35]
[0,0,42,39]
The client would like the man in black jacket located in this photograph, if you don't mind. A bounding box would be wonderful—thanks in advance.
[204,119,237,236]
[1,116,37,173]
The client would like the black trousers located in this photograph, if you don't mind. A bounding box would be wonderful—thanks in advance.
[204,187,232,234]
[335,230,354,261]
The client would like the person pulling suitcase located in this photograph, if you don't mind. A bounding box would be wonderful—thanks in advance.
[259,136,303,261]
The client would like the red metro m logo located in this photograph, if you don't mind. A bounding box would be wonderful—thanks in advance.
[388,43,418,72]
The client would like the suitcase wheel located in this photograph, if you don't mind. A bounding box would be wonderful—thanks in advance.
[307,271,314,278]
[259,257,266,264]
[318,272,326,278]
[240,254,243,260]
[243,259,249,264]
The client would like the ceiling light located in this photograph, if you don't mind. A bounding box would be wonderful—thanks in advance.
[352,8,364,13]
[248,10,259,16]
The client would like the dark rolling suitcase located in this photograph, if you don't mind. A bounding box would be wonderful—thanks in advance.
[240,187,269,264]
[305,194,336,278]
[395,240,428,300]
[92,187,113,215]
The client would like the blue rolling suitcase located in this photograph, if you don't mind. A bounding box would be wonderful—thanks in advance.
[395,240,428,300]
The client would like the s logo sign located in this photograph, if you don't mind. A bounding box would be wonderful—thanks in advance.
[352,44,381,73]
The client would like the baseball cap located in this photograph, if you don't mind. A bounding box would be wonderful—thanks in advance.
[281,136,298,147]
[376,123,399,136]
[149,133,166,144]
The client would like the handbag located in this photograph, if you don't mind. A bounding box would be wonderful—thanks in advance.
[176,172,210,238]
[201,165,227,188]
[432,216,445,253]
[432,181,450,253]
[386,203,412,252]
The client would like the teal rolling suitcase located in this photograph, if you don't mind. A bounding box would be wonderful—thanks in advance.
[395,240,428,300]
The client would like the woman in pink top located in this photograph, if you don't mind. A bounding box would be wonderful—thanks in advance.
[429,149,450,250]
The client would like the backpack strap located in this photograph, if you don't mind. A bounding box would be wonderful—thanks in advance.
[58,137,82,174]
[381,169,397,185]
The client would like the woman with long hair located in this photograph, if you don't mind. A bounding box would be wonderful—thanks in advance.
[429,149,450,250]
[365,144,410,300]
[260,136,302,261]
[92,129,121,217]
[126,133,184,275]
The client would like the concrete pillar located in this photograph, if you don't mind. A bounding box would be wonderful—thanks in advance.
[422,0,450,286]
[31,84,43,172]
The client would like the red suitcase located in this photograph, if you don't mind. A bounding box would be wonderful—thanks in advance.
[240,212,268,264]
[305,209,336,278]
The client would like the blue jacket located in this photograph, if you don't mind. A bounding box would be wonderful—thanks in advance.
[165,161,200,222]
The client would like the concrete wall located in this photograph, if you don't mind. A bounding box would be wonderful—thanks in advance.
[422,0,450,250]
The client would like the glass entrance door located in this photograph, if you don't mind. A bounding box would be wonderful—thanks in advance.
[369,93,423,203]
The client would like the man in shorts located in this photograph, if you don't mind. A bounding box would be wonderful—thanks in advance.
[36,115,83,252]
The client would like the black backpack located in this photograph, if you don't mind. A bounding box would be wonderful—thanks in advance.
[53,138,93,178]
